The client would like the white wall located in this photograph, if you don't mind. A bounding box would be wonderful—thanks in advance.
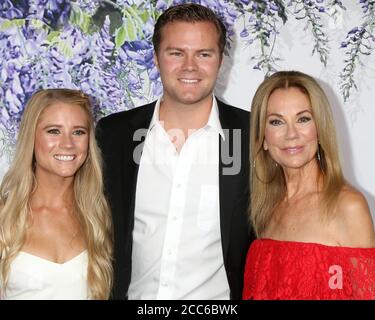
[215,3,375,222]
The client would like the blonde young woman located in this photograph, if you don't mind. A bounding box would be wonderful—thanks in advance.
[243,71,375,300]
[0,89,112,299]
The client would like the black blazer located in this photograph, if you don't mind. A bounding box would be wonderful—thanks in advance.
[96,99,254,300]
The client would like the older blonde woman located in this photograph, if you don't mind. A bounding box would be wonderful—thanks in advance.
[0,89,112,299]
[243,71,375,300]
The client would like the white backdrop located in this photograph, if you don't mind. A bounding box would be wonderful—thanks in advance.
[215,3,375,222]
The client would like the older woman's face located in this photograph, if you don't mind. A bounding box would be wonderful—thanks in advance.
[34,102,89,181]
[263,87,318,170]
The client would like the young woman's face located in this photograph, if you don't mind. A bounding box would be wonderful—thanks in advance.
[263,87,318,170]
[34,102,89,181]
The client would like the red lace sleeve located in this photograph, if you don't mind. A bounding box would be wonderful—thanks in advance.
[348,254,375,299]
[243,239,375,300]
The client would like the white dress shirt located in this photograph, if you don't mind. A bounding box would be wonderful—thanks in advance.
[128,97,230,300]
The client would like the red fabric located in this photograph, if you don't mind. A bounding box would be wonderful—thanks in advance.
[243,239,375,300]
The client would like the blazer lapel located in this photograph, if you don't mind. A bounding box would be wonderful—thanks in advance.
[123,103,156,233]
[217,100,239,261]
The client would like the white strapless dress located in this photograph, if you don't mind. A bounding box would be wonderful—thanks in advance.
[2,250,89,300]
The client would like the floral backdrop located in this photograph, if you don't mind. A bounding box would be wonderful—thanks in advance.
[0,0,374,151]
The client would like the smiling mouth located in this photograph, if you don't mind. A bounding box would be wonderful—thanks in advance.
[54,155,76,161]
[179,79,200,84]
[283,146,303,154]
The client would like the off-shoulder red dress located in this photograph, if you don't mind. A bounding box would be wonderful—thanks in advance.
[243,239,375,300]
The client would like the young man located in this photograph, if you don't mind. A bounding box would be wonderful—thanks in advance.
[96,3,253,300]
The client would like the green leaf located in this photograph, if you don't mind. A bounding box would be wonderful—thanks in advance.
[70,5,95,34]
[46,31,61,43]
[57,40,73,59]
[0,19,25,31]
[30,19,45,29]
[126,18,137,41]
[139,11,150,23]
[123,6,146,39]
[81,13,92,33]
[0,20,13,31]
[115,25,127,48]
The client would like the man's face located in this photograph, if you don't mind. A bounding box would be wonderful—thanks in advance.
[154,21,222,108]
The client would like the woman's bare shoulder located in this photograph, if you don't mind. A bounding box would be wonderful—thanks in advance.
[334,185,375,247]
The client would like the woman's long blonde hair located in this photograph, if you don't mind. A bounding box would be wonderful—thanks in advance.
[0,89,113,299]
[250,71,345,237]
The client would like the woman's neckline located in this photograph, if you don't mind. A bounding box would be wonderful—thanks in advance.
[258,238,375,250]
[18,249,87,265]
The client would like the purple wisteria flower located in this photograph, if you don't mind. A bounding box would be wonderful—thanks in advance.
[288,0,330,66]
[340,0,375,100]
[230,0,287,76]
[0,0,244,149]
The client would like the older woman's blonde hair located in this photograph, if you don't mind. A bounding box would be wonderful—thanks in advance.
[0,89,113,299]
[250,71,345,237]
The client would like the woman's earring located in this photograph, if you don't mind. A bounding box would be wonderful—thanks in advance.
[317,145,321,163]
[317,143,324,172]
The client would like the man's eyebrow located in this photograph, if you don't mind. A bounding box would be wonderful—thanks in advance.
[164,47,216,52]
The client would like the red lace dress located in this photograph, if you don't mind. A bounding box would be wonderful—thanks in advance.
[243,239,375,300]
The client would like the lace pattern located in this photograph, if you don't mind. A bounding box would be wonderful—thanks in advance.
[243,239,375,300]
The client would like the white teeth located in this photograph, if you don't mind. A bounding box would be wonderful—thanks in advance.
[180,79,199,83]
[54,155,75,161]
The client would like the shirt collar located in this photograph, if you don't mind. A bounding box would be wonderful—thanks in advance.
[149,98,162,131]
[149,96,225,139]
[207,96,225,139]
